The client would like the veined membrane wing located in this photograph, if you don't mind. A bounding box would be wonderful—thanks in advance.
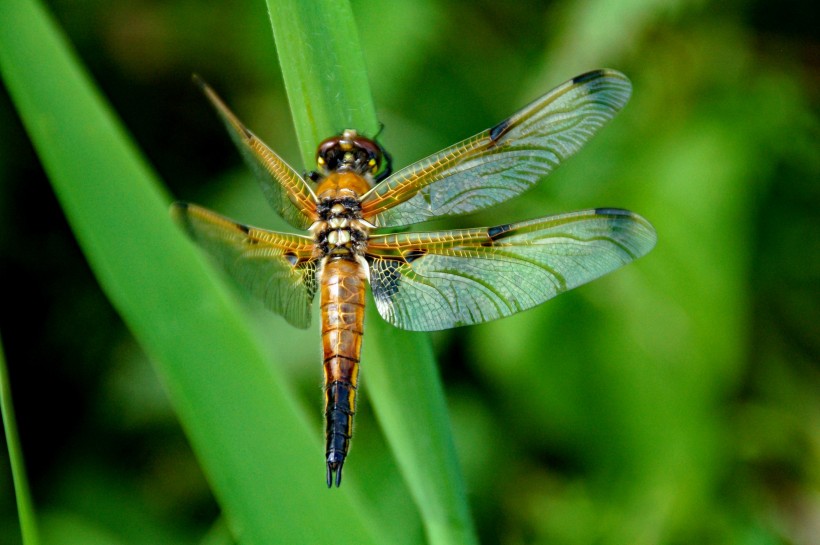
[366,208,656,331]
[172,202,318,328]
[195,77,318,230]
[360,69,632,228]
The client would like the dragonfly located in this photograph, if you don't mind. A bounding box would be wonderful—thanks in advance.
[172,69,656,488]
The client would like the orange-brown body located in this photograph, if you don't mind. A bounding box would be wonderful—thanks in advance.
[319,236,368,487]
[315,171,372,200]
[312,162,376,487]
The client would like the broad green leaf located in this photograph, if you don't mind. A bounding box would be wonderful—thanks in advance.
[266,0,380,168]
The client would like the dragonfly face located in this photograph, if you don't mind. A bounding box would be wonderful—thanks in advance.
[173,70,657,487]
[315,129,386,178]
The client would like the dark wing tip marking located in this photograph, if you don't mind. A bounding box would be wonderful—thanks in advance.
[491,69,625,146]
[572,69,608,84]
[593,207,631,216]
[593,207,658,255]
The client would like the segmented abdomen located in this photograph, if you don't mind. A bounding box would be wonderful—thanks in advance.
[320,257,366,487]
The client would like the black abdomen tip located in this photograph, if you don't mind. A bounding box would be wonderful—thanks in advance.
[326,453,345,488]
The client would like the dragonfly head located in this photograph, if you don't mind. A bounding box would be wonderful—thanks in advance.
[316,129,386,178]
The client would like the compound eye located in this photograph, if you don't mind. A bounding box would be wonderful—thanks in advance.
[319,151,333,170]
[316,136,343,170]
[349,136,382,173]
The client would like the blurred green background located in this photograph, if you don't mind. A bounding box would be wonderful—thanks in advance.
[1,0,818,543]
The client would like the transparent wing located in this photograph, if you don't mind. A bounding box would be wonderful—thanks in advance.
[366,208,656,331]
[196,77,318,230]
[172,202,318,328]
[360,70,632,227]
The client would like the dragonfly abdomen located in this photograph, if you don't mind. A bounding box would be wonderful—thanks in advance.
[320,257,366,487]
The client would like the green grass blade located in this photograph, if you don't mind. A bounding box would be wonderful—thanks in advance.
[265,0,379,168]
[265,1,478,543]
[363,313,479,545]
[0,1,381,543]
[0,334,42,545]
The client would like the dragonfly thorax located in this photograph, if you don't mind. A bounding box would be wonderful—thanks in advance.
[309,132,384,259]
[311,191,372,256]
